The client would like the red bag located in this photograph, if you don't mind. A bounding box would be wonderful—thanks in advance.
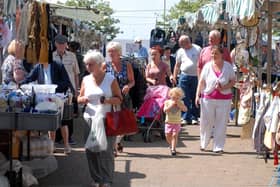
[105,108,138,136]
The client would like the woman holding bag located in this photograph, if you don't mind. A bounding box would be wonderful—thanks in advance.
[105,41,135,155]
[78,50,122,187]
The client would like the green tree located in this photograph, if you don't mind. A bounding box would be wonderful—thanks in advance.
[165,0,211,23]
[65,0,120,41]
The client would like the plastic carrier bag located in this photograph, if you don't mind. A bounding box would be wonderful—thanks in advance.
[85,114,107,152]
[0,176,9,187]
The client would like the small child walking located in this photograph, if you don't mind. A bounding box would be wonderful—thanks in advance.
[163,87,187,156]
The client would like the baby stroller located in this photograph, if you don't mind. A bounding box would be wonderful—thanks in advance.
[136,85,170,142]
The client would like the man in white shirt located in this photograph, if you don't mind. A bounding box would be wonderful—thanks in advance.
[173,35,202,124]
[53,34,80,147]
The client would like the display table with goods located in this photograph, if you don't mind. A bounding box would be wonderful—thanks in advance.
[0,84,71,187]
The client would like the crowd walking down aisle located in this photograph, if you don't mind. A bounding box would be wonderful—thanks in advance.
[38,117,275,187]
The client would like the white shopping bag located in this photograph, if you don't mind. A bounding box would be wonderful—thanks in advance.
[85,114,107,152]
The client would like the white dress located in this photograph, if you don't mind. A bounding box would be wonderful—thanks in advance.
[82,72,116,184]
[83,73,114,119]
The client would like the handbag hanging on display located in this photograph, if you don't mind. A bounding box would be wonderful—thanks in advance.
[105,106,138,136]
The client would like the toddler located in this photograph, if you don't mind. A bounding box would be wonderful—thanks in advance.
[163,87,187,156]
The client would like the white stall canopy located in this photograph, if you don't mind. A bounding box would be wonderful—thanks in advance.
[35,0,103,23]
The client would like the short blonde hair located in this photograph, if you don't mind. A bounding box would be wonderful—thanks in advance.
[7,40,25,58]
[106,41,122,56]
[83,50,104,65]
[168,87,185,99]
[7,40,16,55]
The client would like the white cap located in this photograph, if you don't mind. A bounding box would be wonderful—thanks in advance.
[134,37,142,43]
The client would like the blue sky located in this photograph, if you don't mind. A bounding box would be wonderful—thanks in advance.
[109,0,180,40]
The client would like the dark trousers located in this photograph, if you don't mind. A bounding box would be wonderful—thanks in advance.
[55,97,78,142]
[178,74,199,122]
[55,119,73,142]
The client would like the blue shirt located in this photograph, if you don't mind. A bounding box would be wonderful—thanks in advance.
[136,46,148,59]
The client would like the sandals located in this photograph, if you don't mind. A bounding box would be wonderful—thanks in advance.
[171,149,176,156]
[213,150,224,154]
[113,149,118,157]
[117,143,123,153]
[200,147,205,152]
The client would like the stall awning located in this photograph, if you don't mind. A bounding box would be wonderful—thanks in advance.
[199,3,220,25]
[226,0,264,20]
[180,1,223,29]
[35,0,103,23]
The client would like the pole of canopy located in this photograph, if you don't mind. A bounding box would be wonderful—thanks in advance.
[257,23,263,86]
[267,0,272,86]
[164,0,166,31]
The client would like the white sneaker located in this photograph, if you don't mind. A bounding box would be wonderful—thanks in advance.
[91,181,99,187]
[192,120,198,124]
[181,119,187,125]
[64,145,72,154]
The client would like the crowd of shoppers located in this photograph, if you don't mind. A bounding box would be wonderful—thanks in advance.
[0,28,237,186]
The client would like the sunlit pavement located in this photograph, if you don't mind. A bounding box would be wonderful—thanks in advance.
[37,117,275,187]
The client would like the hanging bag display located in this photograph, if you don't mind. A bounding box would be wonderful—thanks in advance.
[105,106,138,136]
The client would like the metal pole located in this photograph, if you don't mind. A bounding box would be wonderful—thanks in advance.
[267,0,272,85]
[164,0,166,31]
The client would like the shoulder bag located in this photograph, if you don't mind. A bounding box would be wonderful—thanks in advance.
[105,106,138,136]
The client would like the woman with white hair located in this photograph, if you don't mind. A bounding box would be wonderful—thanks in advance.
[78,50,122,187]
[105,41,135,156]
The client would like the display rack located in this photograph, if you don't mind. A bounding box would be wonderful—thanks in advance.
[0,112,20,187]
[0,111,61,186]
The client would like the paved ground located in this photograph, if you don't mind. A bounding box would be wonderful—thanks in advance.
[35,117,277,187]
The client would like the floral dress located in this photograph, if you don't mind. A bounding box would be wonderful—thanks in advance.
[106,59,132,109]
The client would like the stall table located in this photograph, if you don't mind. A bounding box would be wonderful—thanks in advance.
[0,111,61,187]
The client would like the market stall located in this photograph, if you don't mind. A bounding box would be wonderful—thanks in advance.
[0,0,104,186]
[0,83,68,186]
[225,0,280,164]
[174,0,280,163]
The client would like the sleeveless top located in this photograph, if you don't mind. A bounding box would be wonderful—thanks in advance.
[106,59,129,90]
[145,61,169,85]
[164,100,184,124]
[83,73,114,119]
[106,59,132,109]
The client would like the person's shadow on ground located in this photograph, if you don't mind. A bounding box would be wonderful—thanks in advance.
[113,160,146,187]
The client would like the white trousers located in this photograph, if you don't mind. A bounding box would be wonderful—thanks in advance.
[200,98,231,152]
